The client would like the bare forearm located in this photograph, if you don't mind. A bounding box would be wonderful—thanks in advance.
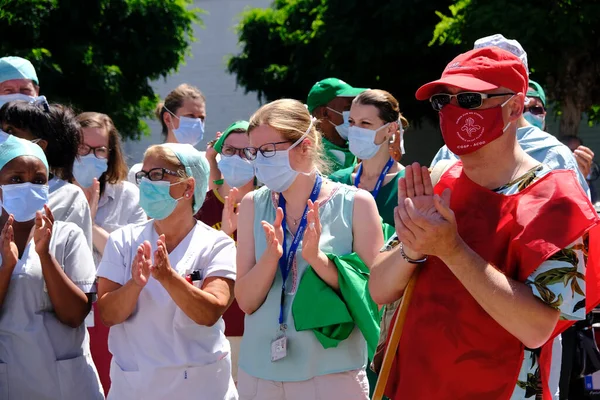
[0,264,15,311]
[92,224,110,256]
[39,253,90,328]
[235,253,278,314]
[97,279,142,326]
[160,272,230,326]
[208,160,221,191]
[442,241,560,349]
[310,252,339,290]
[369,247,417,305]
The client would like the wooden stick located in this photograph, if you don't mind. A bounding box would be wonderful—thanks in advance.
[372,267,421,400]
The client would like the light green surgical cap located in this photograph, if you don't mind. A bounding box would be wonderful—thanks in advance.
[0,133,49,175]
[0,56,39,85]
[161,143,209,213]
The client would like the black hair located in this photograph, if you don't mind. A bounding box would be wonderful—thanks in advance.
[0,101,81,181]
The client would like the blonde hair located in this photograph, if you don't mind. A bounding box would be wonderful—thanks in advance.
[143,145,188,179]
[354,89,409,130]
[248,99,330,174]
[155,84,205,137]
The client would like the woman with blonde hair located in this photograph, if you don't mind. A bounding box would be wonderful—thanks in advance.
[330,89,408,227]
[236,99,384,399]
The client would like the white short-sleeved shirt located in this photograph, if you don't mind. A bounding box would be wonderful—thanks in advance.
[0,221,103,399]
[97,220,236,366]
[93,181,147,265]
[48,177,93,249]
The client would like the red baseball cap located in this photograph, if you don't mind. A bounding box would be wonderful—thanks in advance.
[415,47,528,100]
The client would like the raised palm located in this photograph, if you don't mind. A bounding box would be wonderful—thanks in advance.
[399,163,441,220]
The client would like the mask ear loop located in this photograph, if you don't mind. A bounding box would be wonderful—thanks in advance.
[291,117,318,177]
[501,95,516,132]
[399,122,405,155]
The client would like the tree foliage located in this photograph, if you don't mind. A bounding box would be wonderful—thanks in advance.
[430,0,600,136]
[0,0,201,139]
[228,0,456,126]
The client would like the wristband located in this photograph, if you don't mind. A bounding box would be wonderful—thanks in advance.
[400,242,428,264]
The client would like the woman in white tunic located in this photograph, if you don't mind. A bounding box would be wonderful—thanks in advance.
[0,135,103,399]
[97,143,238,400]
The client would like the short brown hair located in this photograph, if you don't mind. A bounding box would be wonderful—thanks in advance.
[155,84,205,137]
[354,89,409,130]
[248,99,330,175]
[76,112,128,191]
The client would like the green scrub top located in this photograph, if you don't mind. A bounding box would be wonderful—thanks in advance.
[323,138,356,172]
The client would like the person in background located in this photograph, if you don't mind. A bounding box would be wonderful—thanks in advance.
[236,99,384,400]
[195,120,254,383]
[97,143,237,399]
[307,78,367,172]
[561,135,598,204]
[75,111,147,395]
[0,135,103,399]
[523,80,547,130]
[0,56,40,107]
[329,90,407,227]
[0,100,93,247]
[128,84,206,184]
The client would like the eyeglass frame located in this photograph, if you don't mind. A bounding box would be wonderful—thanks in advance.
[523,105,546,115]
[135,167,182,185]
[78,144,111,159]
[243,140,294,161]
[221,145,250,159]
[429,92,515,111]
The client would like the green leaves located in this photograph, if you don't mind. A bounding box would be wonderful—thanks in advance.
[0,0,201,139]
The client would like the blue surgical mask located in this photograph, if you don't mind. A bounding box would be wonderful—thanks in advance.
[1,182,49,222]
[253,119,313,193]
[73,154,108,187]
[348,123,390,160]
[326,107,350,140]
[0,93,36,108]
[218,155,254,188]
[173,116,205,146]
[523,111,545,130]
[138,178,184,220]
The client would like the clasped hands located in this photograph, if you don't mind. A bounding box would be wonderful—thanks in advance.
[395,163,463,261]
[131,234,174,288]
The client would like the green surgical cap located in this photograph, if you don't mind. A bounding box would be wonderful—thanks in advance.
[0,133,49,174]
[0,57,39,85]
[213,120,249,153]
[161,143,209,213]
[527,80,546,107]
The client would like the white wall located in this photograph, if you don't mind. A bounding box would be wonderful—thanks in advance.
[123,0,272,165]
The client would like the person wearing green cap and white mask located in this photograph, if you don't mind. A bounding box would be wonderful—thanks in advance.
[523,80,547,130]
[0,135,103,399]
[0,56,41,106]
[307,77,367,172]
[97,143,238,399]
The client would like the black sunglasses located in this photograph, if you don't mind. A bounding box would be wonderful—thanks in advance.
[430,92,514,111]
[135,167,181,184]
[524,106,546,116]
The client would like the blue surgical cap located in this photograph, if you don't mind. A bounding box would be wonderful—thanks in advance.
[161,143,209,213]
[0,133,49,175]
[0,56,39,85]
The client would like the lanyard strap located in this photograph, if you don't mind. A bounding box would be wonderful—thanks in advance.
[354,157,395,198]
[277,174,323,326]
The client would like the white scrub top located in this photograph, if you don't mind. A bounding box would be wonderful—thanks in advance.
[0,221,103,400]
[127,163,142,186]
[97,220,238,400]
[93,181,147,265]
[48,177,93,249]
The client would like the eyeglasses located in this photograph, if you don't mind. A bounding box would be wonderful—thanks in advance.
[523,106,546,116]
[79,144,110,159]
[222,145,249,159]
[135,167,181,184]
[430,92,515,111]
[243,141,293,161]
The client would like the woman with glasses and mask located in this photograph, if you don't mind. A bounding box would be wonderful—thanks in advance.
[0,135,103,399]
[0,100,93,247]
[127,84,206,185]
[97,143,238,399]
[329,90,408,227]
[236,99,384,400]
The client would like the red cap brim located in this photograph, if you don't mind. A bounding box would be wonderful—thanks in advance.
[415,74,499,100]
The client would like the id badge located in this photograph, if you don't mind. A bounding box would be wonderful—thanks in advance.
[270,335,288,362]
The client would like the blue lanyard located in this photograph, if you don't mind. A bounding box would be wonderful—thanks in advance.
[277,174,322,326]
[354,157,395,198]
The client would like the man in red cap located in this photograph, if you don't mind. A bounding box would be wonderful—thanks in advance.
[370,47,600,399]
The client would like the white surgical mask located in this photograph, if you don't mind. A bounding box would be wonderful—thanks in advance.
[0,93,36,108]
[2,182,49,222]
[348,123,390,160]
[165,106,205,146]
[218,155,255,188]
[73,154,109,187]
[326,107,350,140]
[253,118,314,193]
[523,111,545,130]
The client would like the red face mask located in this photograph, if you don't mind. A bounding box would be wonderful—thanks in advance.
[439,99,512,155]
